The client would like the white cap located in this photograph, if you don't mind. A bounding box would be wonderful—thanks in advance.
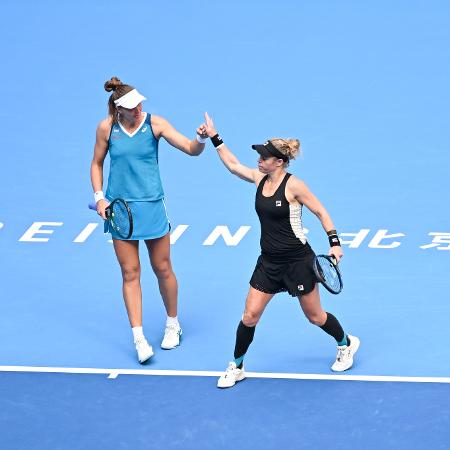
[114,89,146,109]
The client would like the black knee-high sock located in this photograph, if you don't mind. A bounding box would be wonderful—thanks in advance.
[233,321,256,368]
[319,312,348,346]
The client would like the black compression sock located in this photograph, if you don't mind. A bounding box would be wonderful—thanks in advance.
[319,312,347,345]
[234,321,256,368]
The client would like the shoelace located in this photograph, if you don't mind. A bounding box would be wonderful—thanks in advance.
[225,364,237,376]
[165,325,180,336]
[336,346,350,362]
[135,338,148,348]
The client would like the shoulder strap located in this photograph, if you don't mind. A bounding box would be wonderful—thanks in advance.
[274,172,291,193]
[145,113,159,140]
[106,119,115,150]
[256,175,269,194]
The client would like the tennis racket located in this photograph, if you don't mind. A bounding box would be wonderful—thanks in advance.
[313,255,343,294]
[89,198,133,240]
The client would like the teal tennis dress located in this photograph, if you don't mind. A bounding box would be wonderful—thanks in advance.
[105,113,170,240]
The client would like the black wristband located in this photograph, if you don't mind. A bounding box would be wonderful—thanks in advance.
[328,233,341,247]
[211,133,224,148]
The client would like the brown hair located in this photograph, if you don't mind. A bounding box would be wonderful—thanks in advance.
[269,138,301,166]
[104,77,134,123]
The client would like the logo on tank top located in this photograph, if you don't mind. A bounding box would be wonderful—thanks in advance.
[142,126,147,133]
[112,127,121,140]
[276,200,282,207]
[297,284,304,291]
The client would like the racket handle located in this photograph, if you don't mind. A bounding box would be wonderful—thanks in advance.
[88,203,97,211]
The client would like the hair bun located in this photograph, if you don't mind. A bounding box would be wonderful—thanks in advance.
[269,138,301,161]
[286,138,300,154]
[104,76,123,92]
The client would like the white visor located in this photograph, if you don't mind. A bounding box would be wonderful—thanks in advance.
[114,89,146,109]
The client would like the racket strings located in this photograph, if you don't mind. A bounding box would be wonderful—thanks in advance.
[316,257,341,291]
[111,202,131,237]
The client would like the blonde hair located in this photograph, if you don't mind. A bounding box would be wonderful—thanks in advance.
[269,138,301,166]
[104,76,135,123]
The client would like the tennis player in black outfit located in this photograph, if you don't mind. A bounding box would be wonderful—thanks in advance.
[200,113,360,388]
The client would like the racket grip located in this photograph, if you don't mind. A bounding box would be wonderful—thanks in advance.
[88,203,97,210]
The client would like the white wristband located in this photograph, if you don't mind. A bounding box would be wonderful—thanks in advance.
[94,191,105,203]
[196,134,208,144]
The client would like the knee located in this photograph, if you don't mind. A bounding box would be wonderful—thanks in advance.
[152,259,173,280]
[121,265,140,283]
[242,311,260,327]
[306,312,327,326]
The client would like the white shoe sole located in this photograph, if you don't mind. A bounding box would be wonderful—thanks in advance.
[138,348,154,364]
[161,330,182,350]
[160,343,180,350]
[217,372,246,389]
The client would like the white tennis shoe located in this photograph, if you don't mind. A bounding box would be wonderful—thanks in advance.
[331,335,360,372]
[161,324,182,350]
[135,337,154,364]
[217,362,246,388]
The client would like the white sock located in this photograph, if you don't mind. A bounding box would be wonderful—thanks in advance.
[132,326,145,342]
[166,316,179,327]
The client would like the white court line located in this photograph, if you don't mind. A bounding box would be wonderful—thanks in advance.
[0,365,450,384]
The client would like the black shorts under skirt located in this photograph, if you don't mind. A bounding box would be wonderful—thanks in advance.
[249,251,318,297]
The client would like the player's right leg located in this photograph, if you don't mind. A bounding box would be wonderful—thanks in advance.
[217,287,274,388]
[113,239,153,363]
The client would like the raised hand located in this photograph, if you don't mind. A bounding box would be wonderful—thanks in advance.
[204,112,218,137]
[196,123,208,139]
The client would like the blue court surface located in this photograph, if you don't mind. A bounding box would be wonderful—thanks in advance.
[1,1,449,449]
[1,371,449,450]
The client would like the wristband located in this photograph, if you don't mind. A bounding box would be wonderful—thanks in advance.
[94,191,105,203]
[196,134,208,144]
[327,230,341,247]
[210,133,224,148]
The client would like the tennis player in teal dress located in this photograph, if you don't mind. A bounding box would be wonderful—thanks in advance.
[90,77,208,363]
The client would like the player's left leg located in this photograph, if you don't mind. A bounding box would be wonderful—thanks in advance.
[145,233,181,350]
[299,284,359,371]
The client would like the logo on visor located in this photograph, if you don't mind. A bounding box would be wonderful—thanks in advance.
[297,285,304,291]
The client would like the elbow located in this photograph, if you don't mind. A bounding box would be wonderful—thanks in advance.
[227,162,238,175]
[91,159,104,174]
[187,144,203,157]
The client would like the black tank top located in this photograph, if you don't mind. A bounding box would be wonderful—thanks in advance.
[255,173,312,260]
